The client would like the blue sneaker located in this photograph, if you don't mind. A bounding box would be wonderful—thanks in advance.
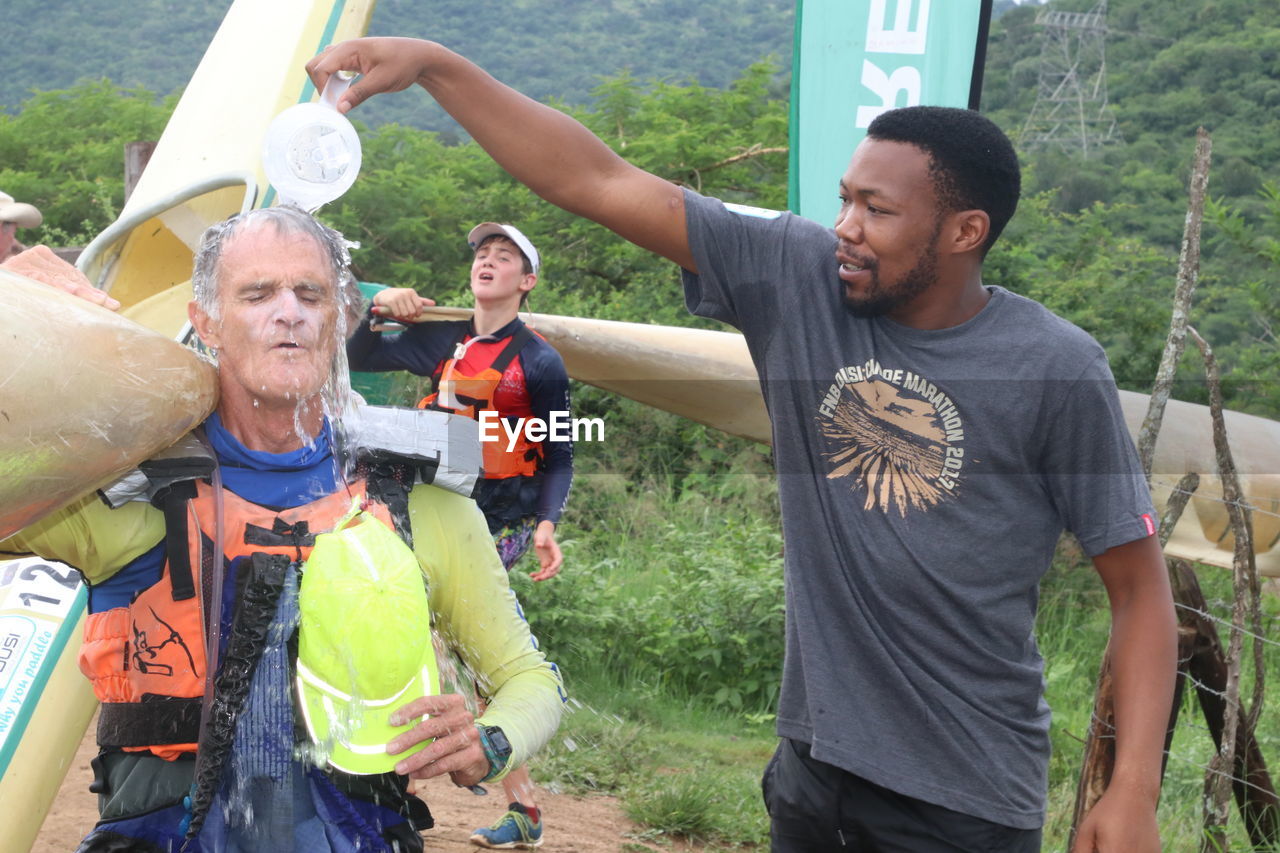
[469,803,543,849]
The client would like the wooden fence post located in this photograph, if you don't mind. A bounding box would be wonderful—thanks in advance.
[124,141,157,202]
[1069,126,1215,849]
[1169,558,1280,848]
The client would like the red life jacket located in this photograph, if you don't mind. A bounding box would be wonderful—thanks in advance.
[80,478,397,761]
[417,325,542,480]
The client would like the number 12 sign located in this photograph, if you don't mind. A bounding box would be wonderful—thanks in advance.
[0,558,86,775]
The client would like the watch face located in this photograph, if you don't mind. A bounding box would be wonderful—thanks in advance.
[486,725,513,759]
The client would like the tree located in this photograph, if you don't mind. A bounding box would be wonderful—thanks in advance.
[0,81,174,245]
[325,61,789,329]
[1198,185,1280,417]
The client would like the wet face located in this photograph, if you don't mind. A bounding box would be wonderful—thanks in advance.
[834,139,946,319]
[189,224,339,408]
[469,236,534,306]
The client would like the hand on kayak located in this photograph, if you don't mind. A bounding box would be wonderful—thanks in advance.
[307,37,438,115]
[1,246,121,311]
[371,287,434,323]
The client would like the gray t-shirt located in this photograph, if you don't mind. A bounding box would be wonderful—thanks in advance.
[681,189,1155,829]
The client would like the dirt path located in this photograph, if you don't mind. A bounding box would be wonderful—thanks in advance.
[31,714,679,853]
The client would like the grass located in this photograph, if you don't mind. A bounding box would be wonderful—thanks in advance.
[524,543,1280,848]
[528,671,775,849]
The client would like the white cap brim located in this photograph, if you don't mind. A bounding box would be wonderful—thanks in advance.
[467,222,539,274]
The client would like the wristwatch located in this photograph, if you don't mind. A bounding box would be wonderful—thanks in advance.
[476,724,513,782]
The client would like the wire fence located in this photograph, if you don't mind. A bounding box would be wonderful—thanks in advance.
[1149,580,1278,847]
[1040,539,1280,848]
[1162,485,1280,525]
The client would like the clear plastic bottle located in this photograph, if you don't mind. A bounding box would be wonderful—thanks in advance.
[262,74,362,211]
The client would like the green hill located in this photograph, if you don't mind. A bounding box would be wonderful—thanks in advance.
[5,0,793,132]
[983,0,1280,229]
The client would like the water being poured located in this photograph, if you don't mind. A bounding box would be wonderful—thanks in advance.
[432,631,481,718]
[291,403,316,454]
[294,644,366,770]
[187,559,300,848]
[322,235,361,493]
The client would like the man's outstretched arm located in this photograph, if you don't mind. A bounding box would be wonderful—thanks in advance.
[306,38,695,271]
[1073,533,1176,853]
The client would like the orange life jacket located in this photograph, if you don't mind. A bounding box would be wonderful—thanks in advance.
[417,325,541,479]
[80,478,397,761]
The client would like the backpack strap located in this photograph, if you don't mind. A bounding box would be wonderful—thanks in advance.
[429,324,472,388]
[362,461,416,550]
[99,431,216,508]
[157,479,199,602]
[342,404,483,501]
[97,695,204,748]
[488,325,534,376]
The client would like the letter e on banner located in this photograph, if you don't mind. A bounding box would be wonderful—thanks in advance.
[790,0,989,223]
[866,0,930,54]
[856,60,922,127]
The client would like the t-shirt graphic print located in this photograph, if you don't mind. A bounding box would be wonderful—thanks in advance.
[816,359,965,516]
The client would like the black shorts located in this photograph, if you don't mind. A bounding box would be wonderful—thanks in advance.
[762,738,1042,853]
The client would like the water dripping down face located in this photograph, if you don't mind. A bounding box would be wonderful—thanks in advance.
[203,224,340,407]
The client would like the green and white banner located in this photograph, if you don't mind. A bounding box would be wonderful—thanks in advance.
[789,0,993,224]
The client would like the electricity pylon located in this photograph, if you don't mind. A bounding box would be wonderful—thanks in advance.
[1020,0,1120,155]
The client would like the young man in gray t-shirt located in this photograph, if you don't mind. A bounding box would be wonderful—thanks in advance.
[311,39,1177,853]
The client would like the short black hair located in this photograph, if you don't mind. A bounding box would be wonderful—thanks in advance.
[866,106,1021,254]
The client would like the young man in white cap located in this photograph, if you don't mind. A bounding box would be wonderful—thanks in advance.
[348,222,571,849]
[0,191,43,260]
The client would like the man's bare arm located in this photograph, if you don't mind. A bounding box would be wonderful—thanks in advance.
[1073,534,1176,853]
[306,38,695,272]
